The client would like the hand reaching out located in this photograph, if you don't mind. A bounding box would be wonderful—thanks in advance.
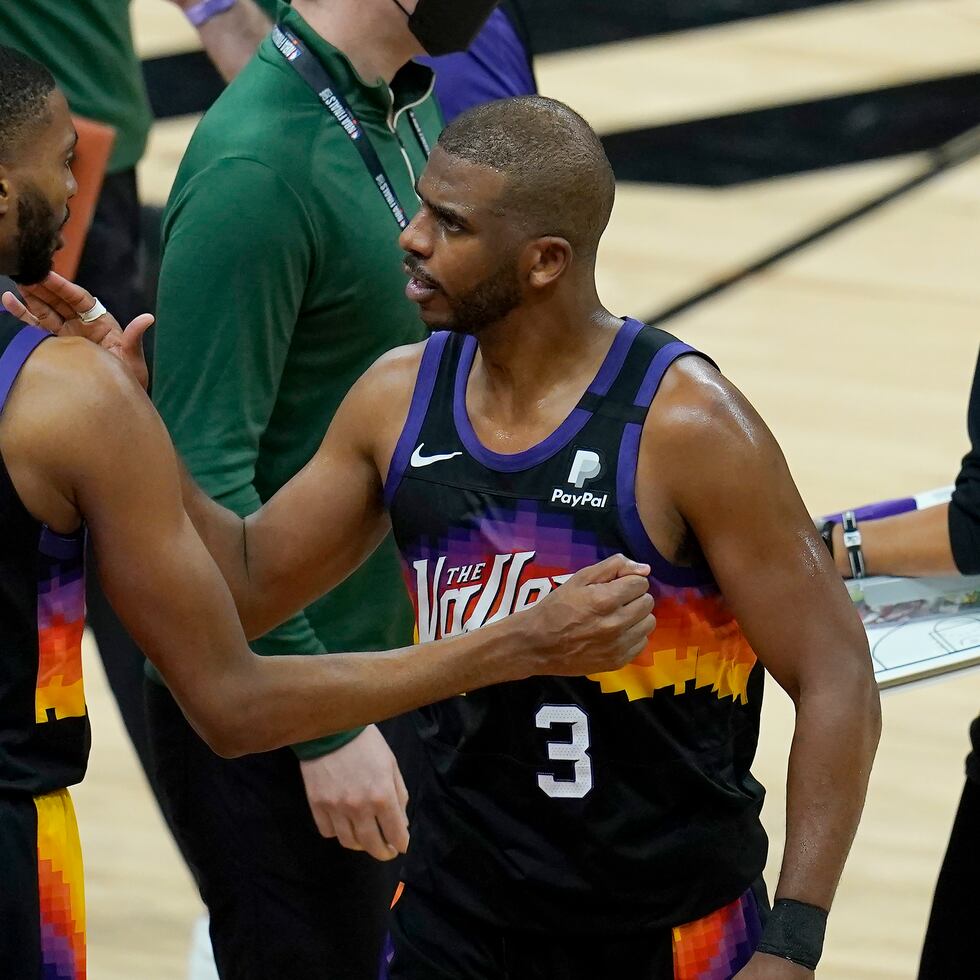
[2,272,153,390]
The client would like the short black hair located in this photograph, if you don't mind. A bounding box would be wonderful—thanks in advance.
[0,45,56,163]
[437,96,616,261]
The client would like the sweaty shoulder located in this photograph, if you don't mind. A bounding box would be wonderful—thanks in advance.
[643,353,773,461]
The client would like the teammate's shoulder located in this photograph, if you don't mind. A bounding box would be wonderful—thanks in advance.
[17,337,144,416]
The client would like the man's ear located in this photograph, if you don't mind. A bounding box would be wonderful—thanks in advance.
[0,171,10,218]
[523,236,573,291]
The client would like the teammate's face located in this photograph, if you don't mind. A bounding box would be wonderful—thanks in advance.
[400,147,524,333]
[0,89,76,284]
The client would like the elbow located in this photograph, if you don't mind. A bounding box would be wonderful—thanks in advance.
[194,715,256,759]
[841,651,883,749]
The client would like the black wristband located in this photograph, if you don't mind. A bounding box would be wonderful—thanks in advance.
[756,898,828,971]
[819,520,835,557]
[841,509,866,579]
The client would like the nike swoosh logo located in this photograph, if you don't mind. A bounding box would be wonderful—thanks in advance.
[411,444,463,468]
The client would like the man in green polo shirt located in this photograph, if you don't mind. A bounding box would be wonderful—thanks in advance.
[149,1,499,976]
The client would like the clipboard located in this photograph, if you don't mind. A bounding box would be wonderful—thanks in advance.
[51,115,116,280]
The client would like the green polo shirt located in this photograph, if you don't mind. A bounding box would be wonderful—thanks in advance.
[151,3,440,757]
[0,0,152,173]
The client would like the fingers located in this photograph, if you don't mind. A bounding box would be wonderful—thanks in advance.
[38,271,96,315]
[591,573,652,611]
[1,291,40,327]
[347,806,401,861]
[568,553,650,586]
[330,813,366,854]
[24,281,77,322]
[375,800,410,857]
[6,290,65,334]
[612,591,655,629]
[311,808,337,840]
[621,613,657,656]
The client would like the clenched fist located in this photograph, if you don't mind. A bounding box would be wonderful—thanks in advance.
[523,554,655,677]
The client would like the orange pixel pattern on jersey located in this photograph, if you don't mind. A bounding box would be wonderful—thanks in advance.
[588,589,757,704]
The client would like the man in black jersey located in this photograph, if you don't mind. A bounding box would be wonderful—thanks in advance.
[22,95,879,979]
[0,52,653,980]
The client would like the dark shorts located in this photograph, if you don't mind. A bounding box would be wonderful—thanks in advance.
[0,788,86,980]
[381,881,765,980]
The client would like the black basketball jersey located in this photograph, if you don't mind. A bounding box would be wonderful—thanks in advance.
[385,319,767,935]
[0,320,89,795]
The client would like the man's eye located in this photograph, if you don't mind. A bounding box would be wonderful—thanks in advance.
[439,214,462,232]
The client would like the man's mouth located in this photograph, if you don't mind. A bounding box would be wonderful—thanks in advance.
[403,261,441,304]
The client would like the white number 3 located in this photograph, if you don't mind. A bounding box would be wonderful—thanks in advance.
[535,704,593,799]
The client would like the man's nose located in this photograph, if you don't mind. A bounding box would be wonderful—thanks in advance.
[399,211,432,257]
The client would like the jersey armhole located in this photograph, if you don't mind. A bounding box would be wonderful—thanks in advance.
[616,342,717,588]
[0,326,50,415]
[383,332,451,509]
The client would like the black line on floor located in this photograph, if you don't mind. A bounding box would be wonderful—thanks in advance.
[644,124,980,327]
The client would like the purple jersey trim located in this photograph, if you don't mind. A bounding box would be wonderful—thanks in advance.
[383,333,451,509]
[634,340,697,407]
[618,340,716,587]
[39,525,85,561]
[617,423,714,587]
[0,325,50,414]
[452,319,643,474]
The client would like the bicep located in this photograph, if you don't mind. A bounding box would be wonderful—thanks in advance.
[71,380,252,706]
[650,378,868,696]
[241,373,392,632]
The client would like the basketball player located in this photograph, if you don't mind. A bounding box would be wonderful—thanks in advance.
[0,53,654,980]
[15,97,880,979]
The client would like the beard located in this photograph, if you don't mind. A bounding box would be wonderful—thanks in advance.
[12,185,62,285]
[426,256,523,335]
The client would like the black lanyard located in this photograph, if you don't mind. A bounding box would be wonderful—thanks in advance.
[272,23,429,230]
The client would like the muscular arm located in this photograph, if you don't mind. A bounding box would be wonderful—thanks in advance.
[642,358,880,913]
[169,0,272,80]
[176,344,421,640]
[2,340,651,757]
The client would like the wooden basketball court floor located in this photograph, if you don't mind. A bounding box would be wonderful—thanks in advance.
[74,2,980,976]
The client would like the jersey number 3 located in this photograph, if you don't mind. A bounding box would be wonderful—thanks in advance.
[535,704,593,799]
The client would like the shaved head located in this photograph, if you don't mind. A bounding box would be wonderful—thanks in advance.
[436,96,616,262]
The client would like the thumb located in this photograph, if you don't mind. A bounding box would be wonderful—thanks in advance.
[123,313,155,344]
[567,553,651,586]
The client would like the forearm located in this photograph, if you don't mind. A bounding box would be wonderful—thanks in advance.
[177,0,272,80]
[832,503,957,578]
[220,612,536,755]
[775,672,881,909]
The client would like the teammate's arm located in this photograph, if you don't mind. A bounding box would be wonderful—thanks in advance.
[5,340,655,758]
[642,358,880,966]
[3,275,415,639]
